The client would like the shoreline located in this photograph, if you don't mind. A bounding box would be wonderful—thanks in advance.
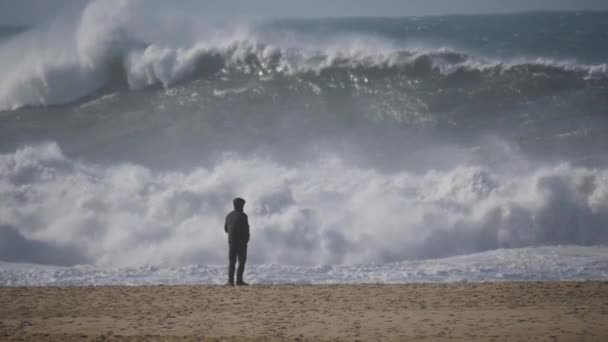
[2,282,607,341]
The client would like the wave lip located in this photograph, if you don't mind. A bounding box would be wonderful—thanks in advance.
[3,38,605,112]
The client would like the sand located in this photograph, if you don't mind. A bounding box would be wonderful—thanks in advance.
[1,282,607,341]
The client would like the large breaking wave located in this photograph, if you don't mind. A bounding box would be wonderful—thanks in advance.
[1,0,607,111]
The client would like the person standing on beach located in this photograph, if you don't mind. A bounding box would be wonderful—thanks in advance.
[224,197,250,286]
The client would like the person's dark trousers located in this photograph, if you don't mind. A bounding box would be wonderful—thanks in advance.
[228,243,248,284]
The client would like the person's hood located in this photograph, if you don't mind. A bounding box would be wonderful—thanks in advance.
[233,197,246,211]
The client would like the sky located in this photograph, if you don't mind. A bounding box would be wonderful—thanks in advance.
[1,0,608,25]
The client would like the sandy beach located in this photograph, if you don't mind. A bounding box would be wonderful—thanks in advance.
[1,282,607,341]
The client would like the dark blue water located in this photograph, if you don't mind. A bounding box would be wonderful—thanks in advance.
[2,12,607,168]
[269,12,608,63]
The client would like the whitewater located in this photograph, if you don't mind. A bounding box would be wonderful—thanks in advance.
[1,0,608,285]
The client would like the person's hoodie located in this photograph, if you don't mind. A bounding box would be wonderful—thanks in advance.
[224,198,250,245]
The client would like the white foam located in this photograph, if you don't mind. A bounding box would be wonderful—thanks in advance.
[2,142,608,270]
[1,246,606,286]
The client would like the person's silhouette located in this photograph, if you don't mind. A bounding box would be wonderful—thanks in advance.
[224,197,250,286]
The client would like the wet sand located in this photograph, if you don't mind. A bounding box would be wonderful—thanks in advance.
[1,282,607,341]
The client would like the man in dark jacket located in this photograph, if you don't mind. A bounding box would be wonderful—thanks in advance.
[224,197,250,286]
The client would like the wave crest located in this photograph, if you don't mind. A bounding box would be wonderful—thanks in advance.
[1,0,606,111]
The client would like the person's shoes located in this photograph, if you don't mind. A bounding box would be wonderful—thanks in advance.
[225,281,234,286]
[236,281,249,286]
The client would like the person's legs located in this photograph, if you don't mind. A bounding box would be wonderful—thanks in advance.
[228,243,237,285]
[236,243,248,284]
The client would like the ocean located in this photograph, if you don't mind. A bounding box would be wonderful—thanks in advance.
[1,1,607,285]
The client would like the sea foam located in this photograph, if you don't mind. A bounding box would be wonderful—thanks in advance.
[1,246,607,286]
[1,143,608,269]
